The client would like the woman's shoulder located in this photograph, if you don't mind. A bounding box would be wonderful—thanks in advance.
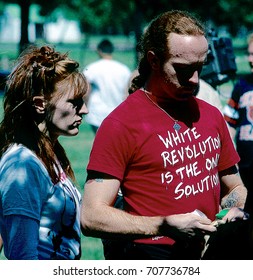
[2,144,39,163]
[1,144,50,180]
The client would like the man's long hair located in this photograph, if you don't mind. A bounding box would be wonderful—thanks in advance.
[129,10,206,94]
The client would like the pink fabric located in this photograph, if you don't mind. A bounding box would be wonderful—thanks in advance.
[87,89,240,245]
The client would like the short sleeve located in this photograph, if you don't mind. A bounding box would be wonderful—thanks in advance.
[0,147,52,221]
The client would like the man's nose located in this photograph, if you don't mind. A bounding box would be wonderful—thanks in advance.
[189,70,199,85]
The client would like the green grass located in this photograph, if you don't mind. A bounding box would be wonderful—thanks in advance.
[0,35,137,72]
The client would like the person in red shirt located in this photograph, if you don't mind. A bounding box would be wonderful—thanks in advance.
[81,10,248,260]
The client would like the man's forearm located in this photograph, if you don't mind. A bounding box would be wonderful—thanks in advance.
[221,185,247,209]
[81,204,165,239]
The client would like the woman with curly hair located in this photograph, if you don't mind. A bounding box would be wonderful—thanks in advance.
[0,45,89,259]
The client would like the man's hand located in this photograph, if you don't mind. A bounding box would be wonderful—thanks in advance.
[222,207,249,222]
[161,212,217,241]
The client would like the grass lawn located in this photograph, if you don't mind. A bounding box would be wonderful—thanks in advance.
[0,35,137,73]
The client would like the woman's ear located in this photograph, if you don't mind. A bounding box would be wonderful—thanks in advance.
[147,51,160,70]
[33,96,46,114]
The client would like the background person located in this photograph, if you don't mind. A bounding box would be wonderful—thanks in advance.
[195,79,223,112]
[81,10,248,260]
[0,234,2,253]
[83,39,131,133]
[0,45,89,259]
[223,33,253,215]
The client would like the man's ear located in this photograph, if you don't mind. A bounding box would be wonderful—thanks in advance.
[147,51,160,70]
[33,96,46,114]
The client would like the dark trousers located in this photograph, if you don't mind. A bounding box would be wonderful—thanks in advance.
[239,166,253,215]
[103,238,205,260]
[103,219,253,260]
[202,219,253,260]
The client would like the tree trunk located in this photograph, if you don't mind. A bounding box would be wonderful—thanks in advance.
[18,0,31,54]
[133,3,144,67]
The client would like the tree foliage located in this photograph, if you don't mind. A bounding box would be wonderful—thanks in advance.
[63,0,253,39]
[0,0,64,52]
[1,0,253,53]
[62,0,135,34]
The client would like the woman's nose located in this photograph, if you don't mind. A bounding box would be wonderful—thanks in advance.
[79,103,89,115]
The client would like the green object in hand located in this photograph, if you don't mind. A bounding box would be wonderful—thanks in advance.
[215,209,229,219]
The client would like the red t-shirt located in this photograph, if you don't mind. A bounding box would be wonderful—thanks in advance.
[87,89,240,245]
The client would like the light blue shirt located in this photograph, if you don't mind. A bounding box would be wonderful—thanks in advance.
[0,144,81,259]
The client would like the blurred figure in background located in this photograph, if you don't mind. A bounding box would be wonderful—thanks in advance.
[0,45,89,259]
[83,39,131,133]
[195,79,223,112]
[0,234,2,254]
[223,33,253,214]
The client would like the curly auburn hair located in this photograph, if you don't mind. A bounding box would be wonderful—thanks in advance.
[0,45,88,183]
